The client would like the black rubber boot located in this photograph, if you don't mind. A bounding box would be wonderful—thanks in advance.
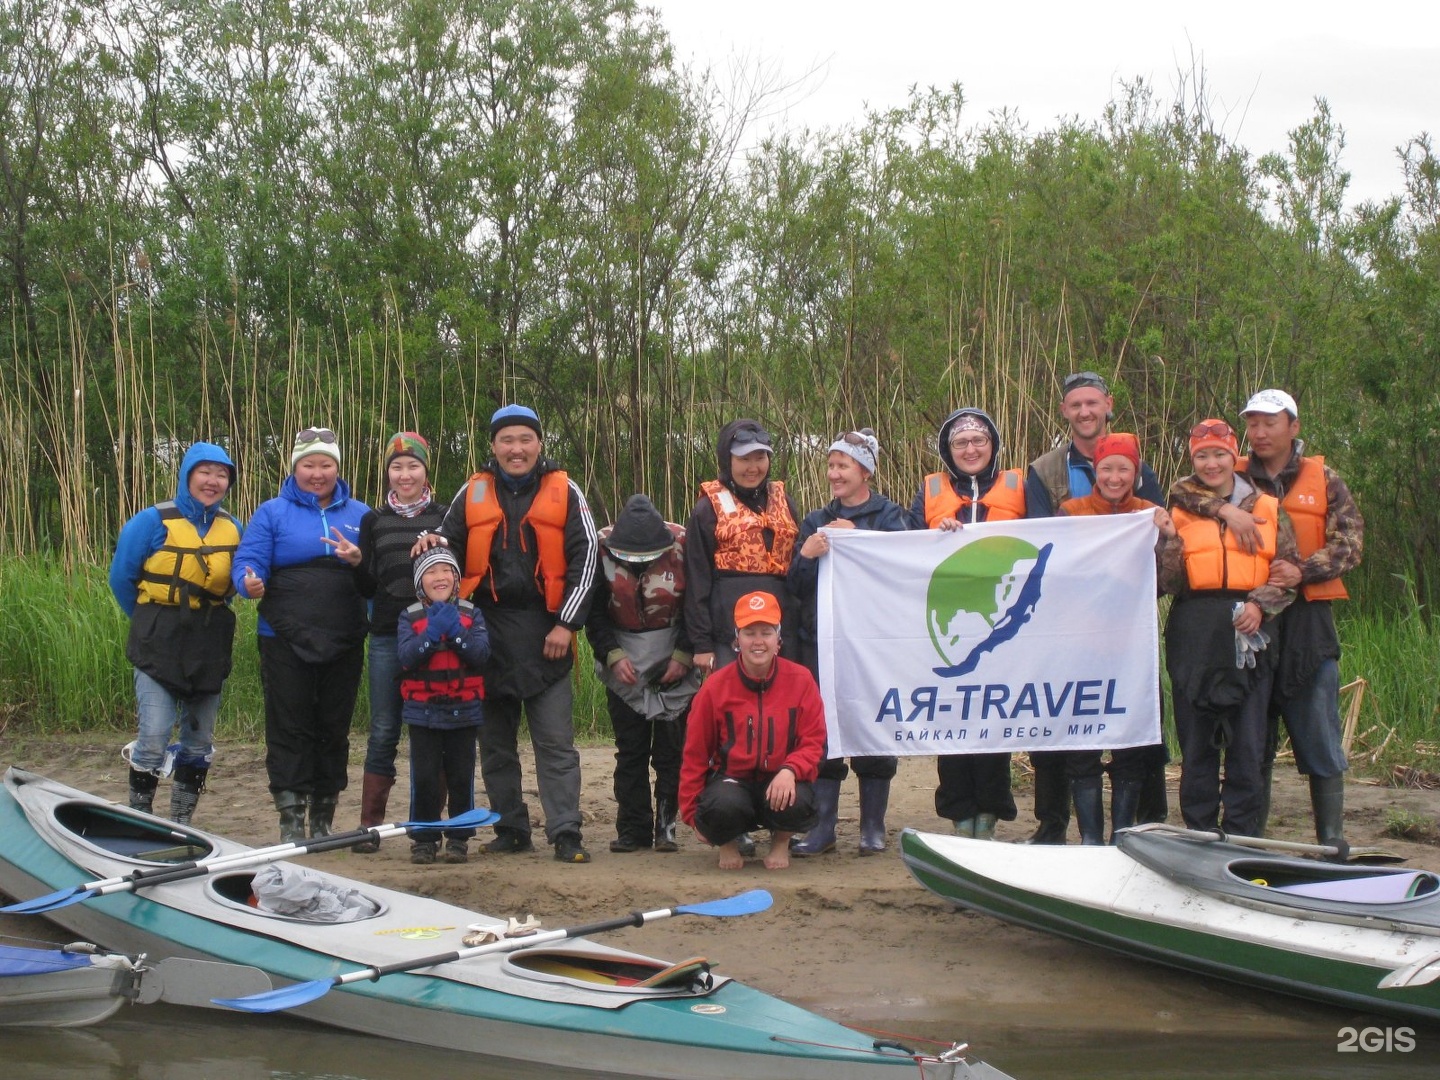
[654,798,679,853]
[1310,774,1349,862]
[309,794,338,839]
[1255,761,1275,837]
[857,777,891,855]
[1109,779,1143,844]
[128,768,159,815]
[169,765,207,826]
[791,778,841,857]
[274,790,307,843]
[1071,776,1106,846]
[1136,758,1170,825]
[1024,756,1070,844]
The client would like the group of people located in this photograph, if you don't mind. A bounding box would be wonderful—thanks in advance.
[108,372,1362,872]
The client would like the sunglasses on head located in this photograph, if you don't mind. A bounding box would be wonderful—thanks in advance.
[1063,371,1107,394]
[836,431,870,446]
[1190,421,1235,440]
[296,427,337,444]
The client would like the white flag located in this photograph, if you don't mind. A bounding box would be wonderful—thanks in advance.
[817,515,1160,756]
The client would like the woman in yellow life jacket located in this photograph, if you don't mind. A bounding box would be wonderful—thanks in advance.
[1163,420,1299,837]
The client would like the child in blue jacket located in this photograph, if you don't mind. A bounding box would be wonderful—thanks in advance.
[397,548,490,864]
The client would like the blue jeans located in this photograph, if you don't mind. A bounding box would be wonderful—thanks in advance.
[364,634,403,778]
[1278,657,1349,778]
[131,669,218,773]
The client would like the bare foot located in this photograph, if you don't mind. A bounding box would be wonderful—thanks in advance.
[717,840,744,870]
[764,831,794,870]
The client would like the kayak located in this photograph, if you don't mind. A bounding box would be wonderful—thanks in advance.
[901,824,1440,1025]
[0,768,1009,1080]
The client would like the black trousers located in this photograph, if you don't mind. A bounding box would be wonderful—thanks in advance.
[407,724,479,844]
[258,635,363,796]
[695,775,817,847]
[609,690,684,843]
[935,753,1017,822]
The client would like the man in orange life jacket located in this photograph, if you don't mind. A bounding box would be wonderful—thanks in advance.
[1169,390,1362,853]
[415,404,599,863]
[1024,371,1168,844]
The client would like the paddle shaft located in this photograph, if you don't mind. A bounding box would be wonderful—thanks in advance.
[338,909,665,987]
[3,807,497,914]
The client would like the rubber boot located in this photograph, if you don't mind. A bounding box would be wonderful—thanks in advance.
[169,765,206,826]
[953,818,977,837]
[309,793,338,839]
[1310,774,1349,862]
[1071,776,1106,846]
[1255,761,1275,837]
[1136,758,1170,825]
[128,768,159,815]
[1023,756,1070,844]
[274,790,307,843]
[351,773,395,854]
[654,798,679,853]
[973,812,998,841]
[1109,780,1143,844]
[857,777,891,855]
[791,778,841,857]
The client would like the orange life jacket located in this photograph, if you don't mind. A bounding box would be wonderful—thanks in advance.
[1171,495,1280,593]
[460,470,569,610]
[1240,454,1347,602]
[922,469,1026,527]
[700,480,798,575]
[1058,491,1159,517]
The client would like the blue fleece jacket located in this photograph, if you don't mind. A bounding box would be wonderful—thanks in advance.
[231,474,371,637]
[109,442,240,617]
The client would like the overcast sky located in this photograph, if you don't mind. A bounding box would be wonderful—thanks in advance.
[644,1,1439,209]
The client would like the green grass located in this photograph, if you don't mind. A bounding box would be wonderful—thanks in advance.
[0,556,614,744]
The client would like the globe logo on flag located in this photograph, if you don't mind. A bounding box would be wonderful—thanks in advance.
[926,535,1053,677]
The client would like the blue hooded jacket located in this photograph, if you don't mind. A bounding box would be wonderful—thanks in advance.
[231,474,371,638]
[109,442,240,617]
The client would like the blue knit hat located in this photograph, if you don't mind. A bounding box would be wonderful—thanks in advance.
[489,404,542,439]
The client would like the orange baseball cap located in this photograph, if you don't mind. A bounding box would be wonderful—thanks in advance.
[734,591,782,628]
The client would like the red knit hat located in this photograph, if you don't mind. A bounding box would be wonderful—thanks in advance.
[1093,432,1140,472]
[1188,419,1240,459]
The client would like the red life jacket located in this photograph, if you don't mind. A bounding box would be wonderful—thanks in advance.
[398,601,486,704]
[598,522,686,631]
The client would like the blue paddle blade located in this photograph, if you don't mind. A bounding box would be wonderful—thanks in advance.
[413,807,499,830]
[214,978,334,1013]
[677,889,772,917]
[0,887,87,915]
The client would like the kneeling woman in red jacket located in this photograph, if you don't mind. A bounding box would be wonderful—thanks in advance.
[679,591,827,870]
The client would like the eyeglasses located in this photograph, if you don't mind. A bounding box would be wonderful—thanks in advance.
[1189,421,1235,440]
[948,435,991,450]
[295,428,337,444]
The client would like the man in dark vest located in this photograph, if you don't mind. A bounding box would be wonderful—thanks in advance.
[1025,371,1166,843]
[586,495,703,853]
[416,404,599,862]
[1169,389,1362,853]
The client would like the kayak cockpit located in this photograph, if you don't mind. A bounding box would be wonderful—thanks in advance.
[503,949,716,997]
[1227,860,1440,904]
[53,801,213,863]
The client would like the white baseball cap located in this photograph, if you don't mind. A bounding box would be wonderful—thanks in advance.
[1241,389,1298,418]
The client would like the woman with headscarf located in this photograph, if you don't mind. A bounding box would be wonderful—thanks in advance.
[232,426,371,842]
[908,407,1026,840]
[350,432,446,850]
[786,428,909,856]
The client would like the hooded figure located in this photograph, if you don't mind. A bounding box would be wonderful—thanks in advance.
[682,419,802,669]
[109,441,243,825]
[909,407,1027,529]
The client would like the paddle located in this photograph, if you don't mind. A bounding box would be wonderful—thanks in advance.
[1124,823,1405,865]
[213,888,774,1013]
[1,806,500,915]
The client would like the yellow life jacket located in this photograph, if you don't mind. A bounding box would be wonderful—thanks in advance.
[135,503,240,609]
